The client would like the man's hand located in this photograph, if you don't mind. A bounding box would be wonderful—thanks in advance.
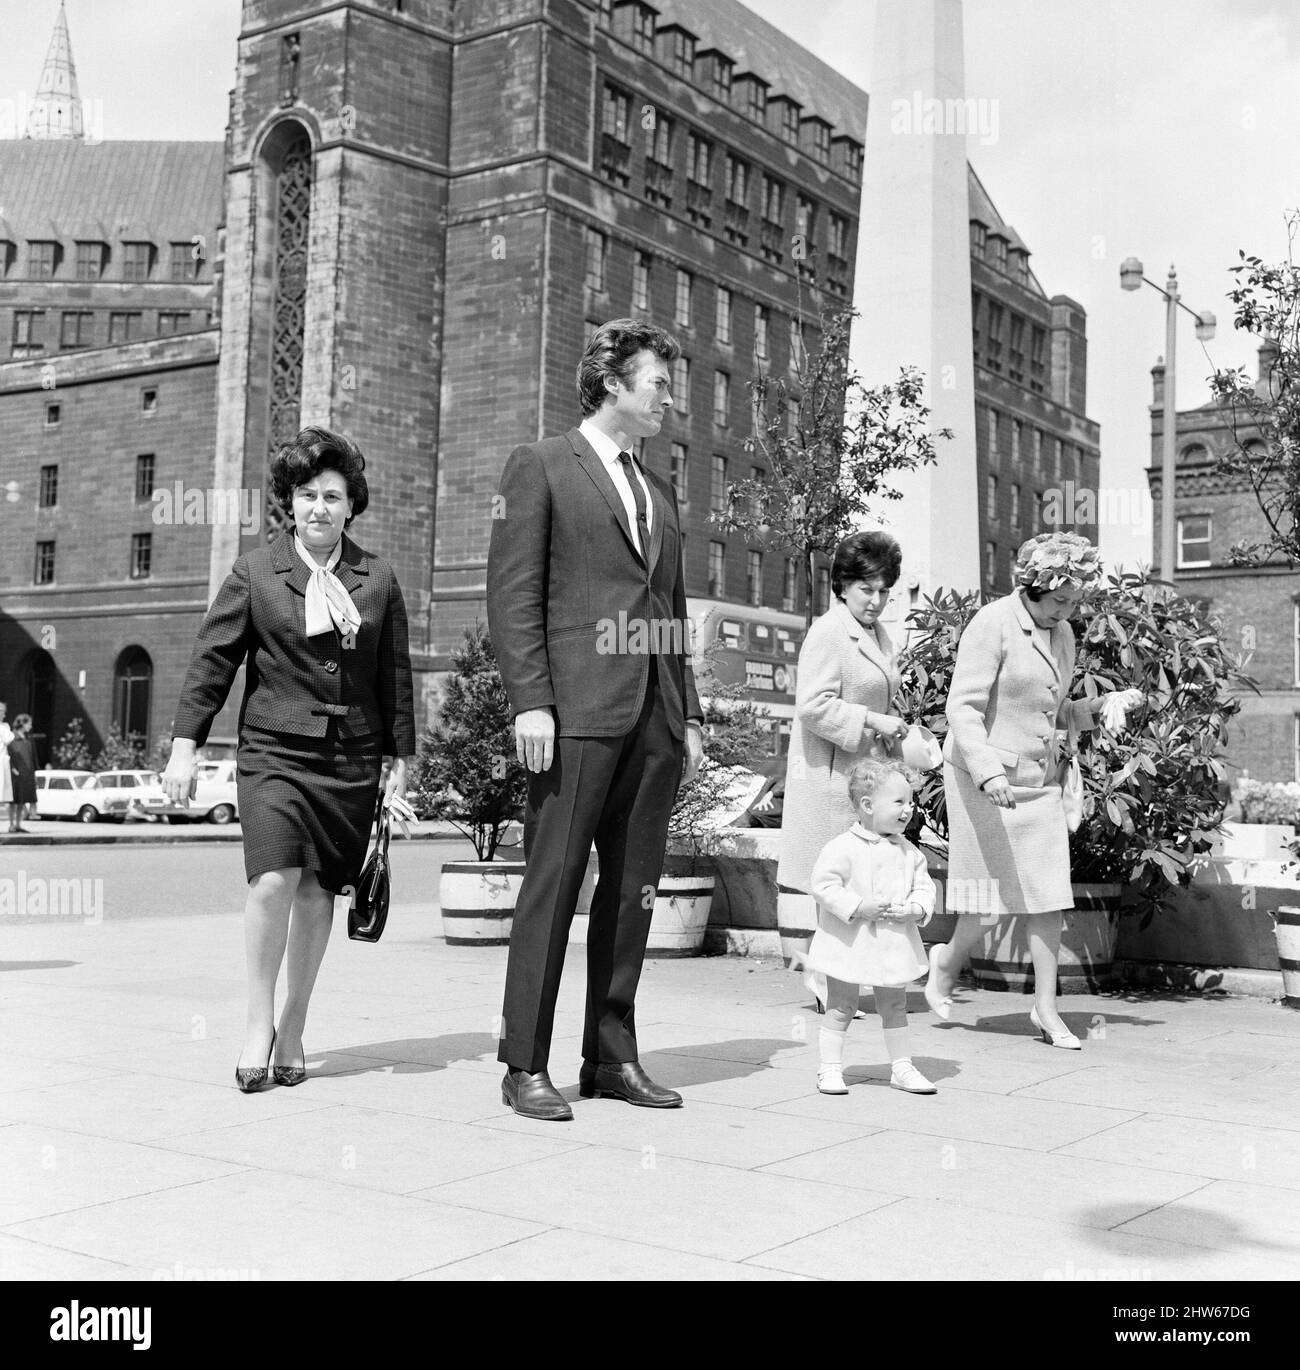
[514,708,556,773]
[682,721,704,785]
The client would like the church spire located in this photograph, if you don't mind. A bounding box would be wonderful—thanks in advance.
[28,1,84,140]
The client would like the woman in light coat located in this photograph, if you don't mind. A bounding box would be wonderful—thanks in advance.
[925,533,1139,1047]
[778,531,911,1000]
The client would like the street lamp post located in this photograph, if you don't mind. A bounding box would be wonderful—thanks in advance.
[1119,259,1216,588]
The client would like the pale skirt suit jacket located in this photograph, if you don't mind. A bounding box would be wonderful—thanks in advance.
[942,589,1095,917]
[804,823,934,987]
[777,599,902,910]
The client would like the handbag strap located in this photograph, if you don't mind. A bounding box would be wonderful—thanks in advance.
[370,788,391,860]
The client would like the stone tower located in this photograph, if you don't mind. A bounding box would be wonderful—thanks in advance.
[849,0,980,605]
[28,1,84,140]
[209,0,450,684]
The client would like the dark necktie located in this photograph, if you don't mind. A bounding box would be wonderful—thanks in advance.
[618,451,649,558]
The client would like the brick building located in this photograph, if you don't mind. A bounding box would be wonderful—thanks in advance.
[968,167,1100,595]
[1147,344,1299,783]
[0,0,1100,764]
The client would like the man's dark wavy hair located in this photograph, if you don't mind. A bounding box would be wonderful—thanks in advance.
[576,318,681,416]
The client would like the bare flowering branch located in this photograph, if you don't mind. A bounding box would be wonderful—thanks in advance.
[1209,211,1300,565]
[712,306,952,625]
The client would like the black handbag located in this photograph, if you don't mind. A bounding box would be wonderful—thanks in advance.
[348,791,392,942]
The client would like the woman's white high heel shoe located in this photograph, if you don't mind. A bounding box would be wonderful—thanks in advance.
[924,943,953,1021]
[1030,1004,1081,1050]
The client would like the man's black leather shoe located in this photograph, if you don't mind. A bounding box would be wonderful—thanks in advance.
[501,1068,574,1121]
[578,1060,682,1108]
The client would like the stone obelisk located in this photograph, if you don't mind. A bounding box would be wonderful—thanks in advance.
[849,0,979,616]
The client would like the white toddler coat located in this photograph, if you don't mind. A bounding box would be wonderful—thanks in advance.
[803,823,935,987]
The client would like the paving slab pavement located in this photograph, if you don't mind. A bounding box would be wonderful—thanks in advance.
[2,899,1298,1328]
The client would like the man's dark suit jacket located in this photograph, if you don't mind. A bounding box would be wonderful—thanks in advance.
[172,528,416,756]
[487,427,700,737]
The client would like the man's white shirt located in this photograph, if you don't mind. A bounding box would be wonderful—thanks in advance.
[579,418,653,558]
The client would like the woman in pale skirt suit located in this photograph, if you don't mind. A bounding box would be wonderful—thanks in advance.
[778,532,911,1001]
[925,533,1137,1048]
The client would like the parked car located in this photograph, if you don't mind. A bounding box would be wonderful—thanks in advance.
[167,758,239,824]
[33,769,95,820]
[74,770,172,823]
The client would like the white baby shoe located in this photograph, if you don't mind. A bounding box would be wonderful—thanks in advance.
[817,1065,848,1095]
[890,1059,937,1094]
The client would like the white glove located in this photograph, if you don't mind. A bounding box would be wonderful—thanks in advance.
[384,792,418,837]
[1100,688,1143,732]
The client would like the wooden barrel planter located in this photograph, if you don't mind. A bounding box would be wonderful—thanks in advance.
[777,886,817,970]
[1276,907,1300,1007]
[439,861,526,945]
[968,882,1122,993]
[645,874,714,957]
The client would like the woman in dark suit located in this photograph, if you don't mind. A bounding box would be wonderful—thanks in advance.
[6,713,38,832]
[161,426,416,1091]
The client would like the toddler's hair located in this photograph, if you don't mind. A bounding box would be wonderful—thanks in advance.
[847,756,914,808]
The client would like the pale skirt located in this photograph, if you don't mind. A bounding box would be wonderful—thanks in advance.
[943,760,1074,917]
[804,913,929,987]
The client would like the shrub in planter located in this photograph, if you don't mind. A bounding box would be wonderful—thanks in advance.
[411,624,529,945]
[411,622,526,861]
[895,567,1257,925]
[654,665,772,954]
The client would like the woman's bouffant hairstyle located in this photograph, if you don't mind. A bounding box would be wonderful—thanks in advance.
[847,756,915,808]
[270,426,369,528]
[831,530,902,597]
[576,318,681,416]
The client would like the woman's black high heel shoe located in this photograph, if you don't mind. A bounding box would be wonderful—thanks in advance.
[272,1042,307,1087]
[235,1029,275,1093]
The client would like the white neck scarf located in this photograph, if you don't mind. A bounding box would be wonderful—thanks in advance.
[293,531,361,638]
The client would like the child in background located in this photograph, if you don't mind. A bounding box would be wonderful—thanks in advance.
[806,757,937,1095]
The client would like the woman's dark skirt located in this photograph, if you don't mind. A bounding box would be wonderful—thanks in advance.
[237,725,382,896]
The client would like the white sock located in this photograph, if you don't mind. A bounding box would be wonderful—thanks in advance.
[882,1026,911,1067]
[819,1027,846,1068]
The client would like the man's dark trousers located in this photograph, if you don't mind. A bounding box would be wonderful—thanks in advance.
[500,658,683,1074]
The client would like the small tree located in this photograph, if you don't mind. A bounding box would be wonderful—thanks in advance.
[1209,211,1300,564]
[93,724,146,772]
[52,717,93,770]
[666,653,772,873]
[712,306,952,625]
[895,570,1256,922]
[410,622,527,862]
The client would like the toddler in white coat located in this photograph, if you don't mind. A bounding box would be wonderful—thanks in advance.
[806,757,937,1095]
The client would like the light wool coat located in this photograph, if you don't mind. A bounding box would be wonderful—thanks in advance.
[804,823,934,986]
[942,590,1095,916]
[777,600,901,899]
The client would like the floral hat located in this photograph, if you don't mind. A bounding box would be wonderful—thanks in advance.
[1013,532,1102,593]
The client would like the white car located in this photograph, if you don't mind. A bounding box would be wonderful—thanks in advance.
[74,770,172,823]
[33,769,95,819]
[174,759,239,825]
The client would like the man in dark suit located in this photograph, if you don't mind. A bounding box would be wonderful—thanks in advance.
[487,319,703,1120]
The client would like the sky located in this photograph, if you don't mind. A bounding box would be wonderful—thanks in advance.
[4,0,1299,570]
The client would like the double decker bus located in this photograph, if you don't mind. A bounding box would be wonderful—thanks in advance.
[685,598,808,754]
